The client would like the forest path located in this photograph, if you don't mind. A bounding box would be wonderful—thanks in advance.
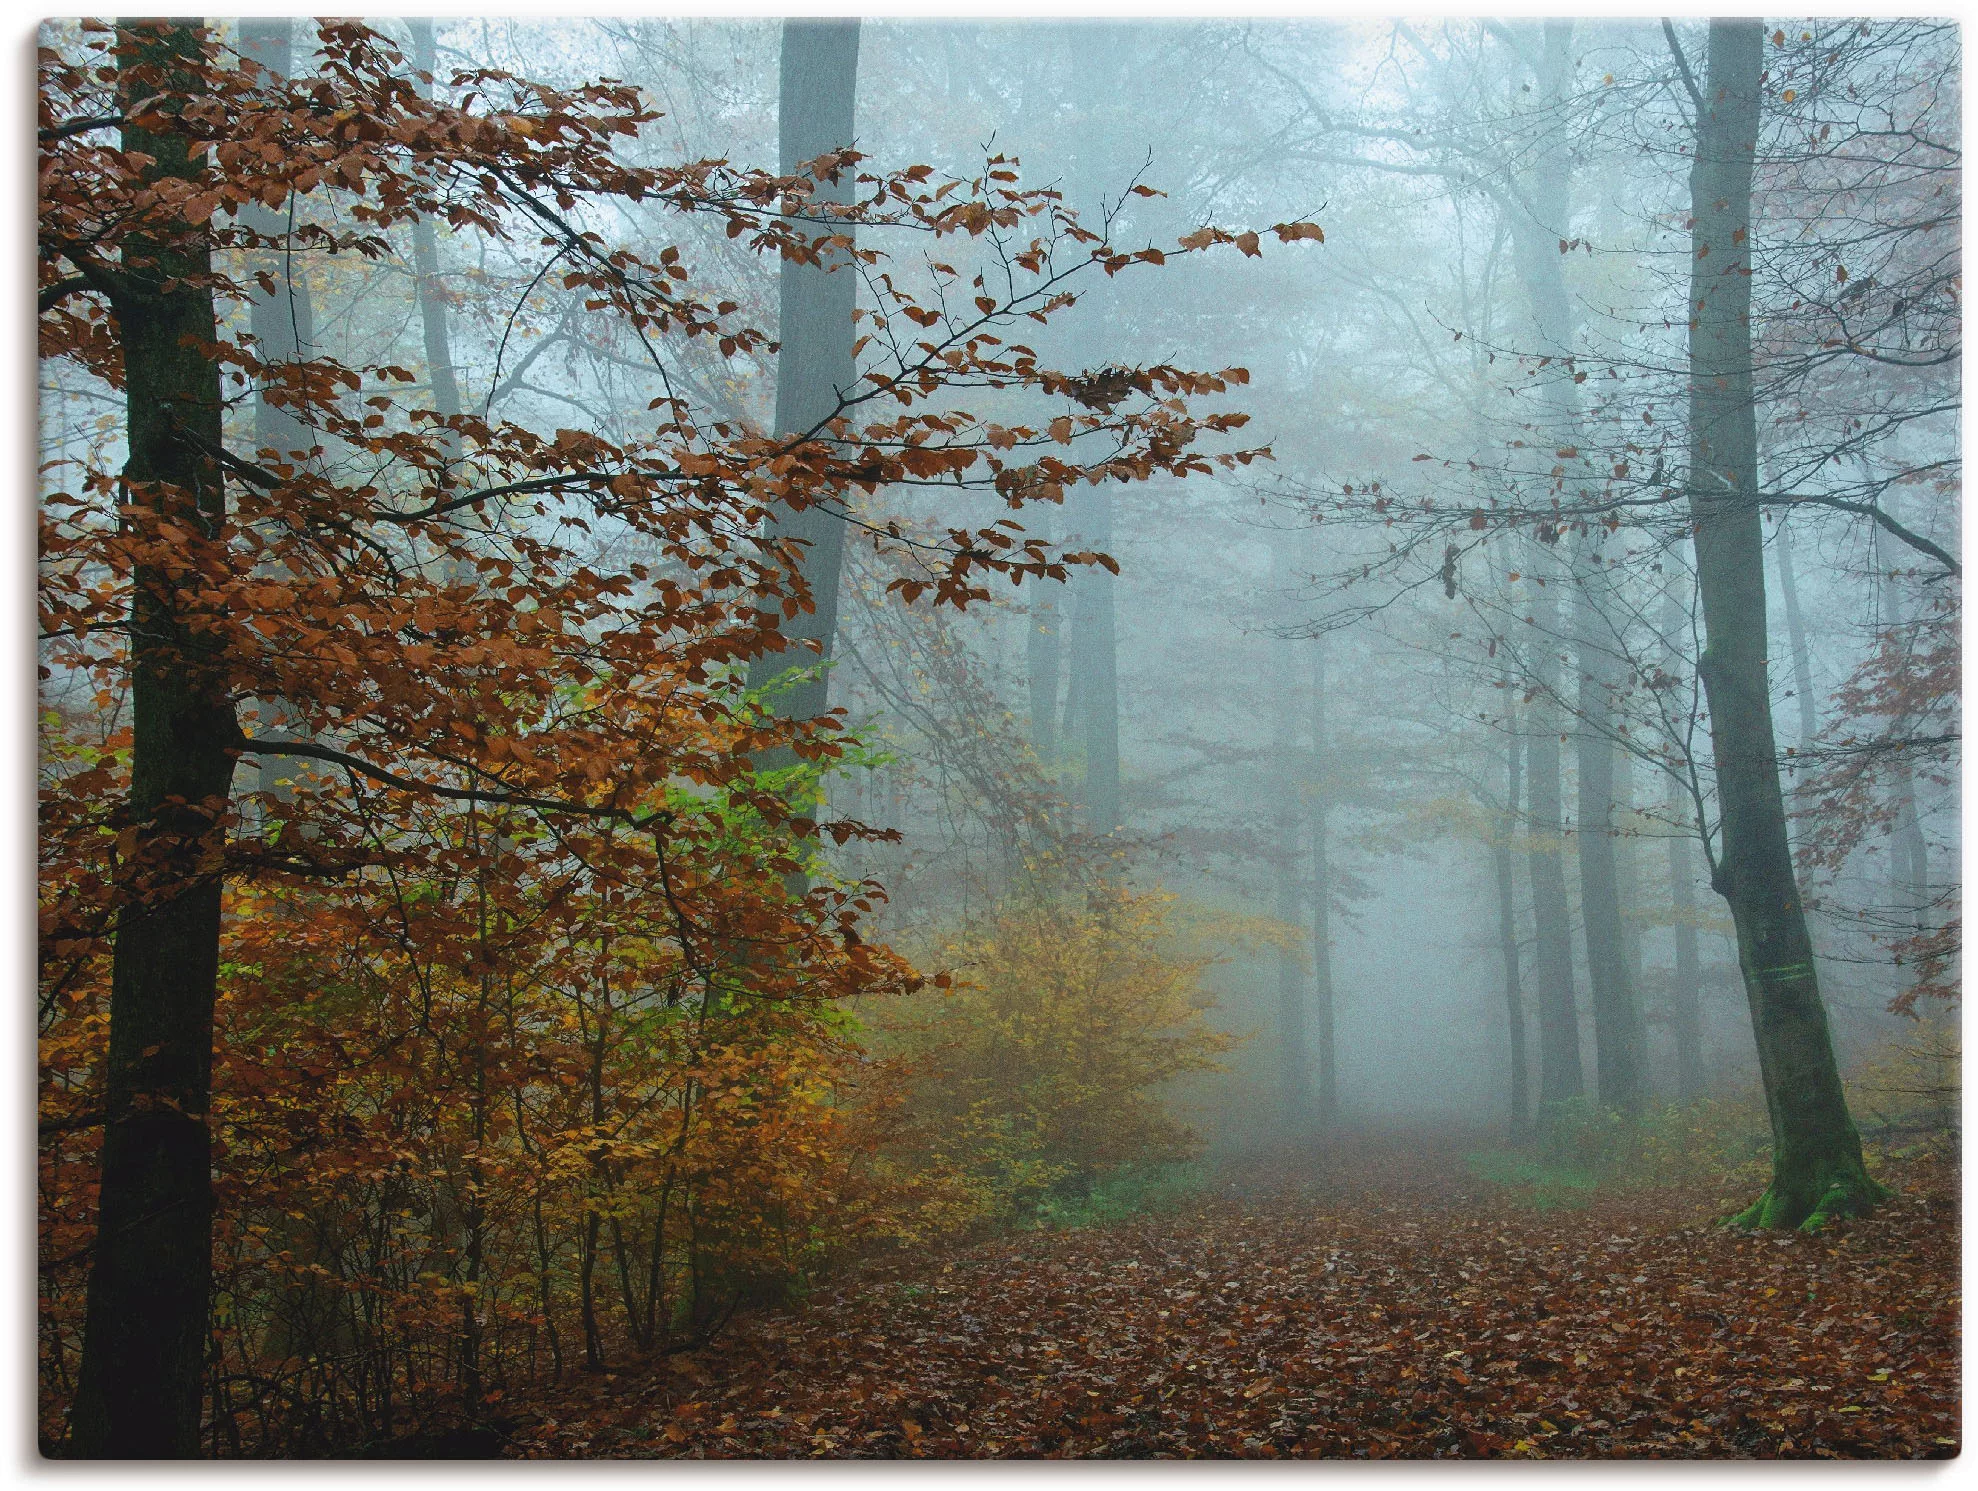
[510,1135,1958,1459]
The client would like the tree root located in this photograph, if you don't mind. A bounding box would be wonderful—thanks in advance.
[1727,1170,1892,1233]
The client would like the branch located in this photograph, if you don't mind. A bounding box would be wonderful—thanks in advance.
[1661,19,1707,116]
[237,735,673,831]
[38,275,91,313]
[1780,492,1961,576]
[39,114,123,143]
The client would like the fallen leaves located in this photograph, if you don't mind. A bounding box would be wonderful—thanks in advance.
[506,1137,1958,1460]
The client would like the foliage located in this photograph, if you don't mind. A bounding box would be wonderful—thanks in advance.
[880,883,1239,1225]
[1032,1162,1208,1231]
[1846,1014,1960,1159]
[36,16,1326,1452]
[1798,580,1961,1015]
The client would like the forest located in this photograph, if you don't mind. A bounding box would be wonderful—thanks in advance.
[36,13,1958,1461]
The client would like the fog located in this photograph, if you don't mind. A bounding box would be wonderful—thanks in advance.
[38,14,1962,1457]
[41,16,1956,1146]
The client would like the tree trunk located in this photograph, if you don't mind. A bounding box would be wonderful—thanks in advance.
[1496,695,1529,1138]
[1059,24,1124,837]
[1270,535,1311,1122]
[1524,597,1585,1112]
[240,20,314,466]
[1683,18,1880,1229]
[1774,513,1818,760]
[239,18,317,812]
[744,19,860,742]
[1025,509,1062,761]
[1577,709,1648,1114]
[1875,544,1930,934]
[1309,631,1338,1125]
[1667,797,1706,1100]
[1505,20,1645,1116]
[1072,484,1122,834]
[69,20,238,1458]
[1661,580,1706,1100]
[408,19,462,438]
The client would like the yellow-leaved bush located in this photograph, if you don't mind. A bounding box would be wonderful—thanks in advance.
[877,883,1240,1224]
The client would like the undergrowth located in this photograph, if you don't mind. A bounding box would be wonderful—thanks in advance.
[1031,1162,1209,1231]
[1467,1018,1960,1216]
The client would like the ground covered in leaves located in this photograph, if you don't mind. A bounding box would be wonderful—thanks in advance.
[509,1134,1959,1459]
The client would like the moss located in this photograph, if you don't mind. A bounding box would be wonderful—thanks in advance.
[1726,1165,1890,1233]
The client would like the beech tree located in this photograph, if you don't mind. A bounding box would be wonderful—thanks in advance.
[1676,18,1880,1229]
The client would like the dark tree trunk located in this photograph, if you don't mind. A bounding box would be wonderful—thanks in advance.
[1683,19,1880,1229]
[69,20,238,1458]
[1496,696,1529,1138]
[744,19,860,741]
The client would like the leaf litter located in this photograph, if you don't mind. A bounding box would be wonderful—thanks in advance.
[509,1134,1958,1459]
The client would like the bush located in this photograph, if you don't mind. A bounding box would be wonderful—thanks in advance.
[881,882,1236,1226]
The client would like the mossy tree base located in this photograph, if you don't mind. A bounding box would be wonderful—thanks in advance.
[1727,1162,1890,1233]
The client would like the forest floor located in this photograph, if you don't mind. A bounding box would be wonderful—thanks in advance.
[506,1132,1960,1460]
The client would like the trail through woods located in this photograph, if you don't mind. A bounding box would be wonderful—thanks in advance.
[507,1134,1958,1460]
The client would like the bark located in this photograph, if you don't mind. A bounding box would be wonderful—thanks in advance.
[744,19,861,739]
[1309,631,1338,1125]
[1577,706,1648,1114]
[1683,19,1881,1229]
[69,20,238,1458]
[1616,746,1646,1014]
[1496,695,1529,1137]
[1667,797,1707,1100]
[1494,23,1584,1117]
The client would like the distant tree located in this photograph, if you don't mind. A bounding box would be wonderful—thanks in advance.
[745,19,861,775]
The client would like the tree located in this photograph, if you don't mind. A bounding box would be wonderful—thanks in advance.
[1494,678,1530,1135]
[1308,628,1341,1125]
[1268,530,1313,1122]
[744,19,861,762]
[63,21,235,1458]
[1677,18,1882,1230]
